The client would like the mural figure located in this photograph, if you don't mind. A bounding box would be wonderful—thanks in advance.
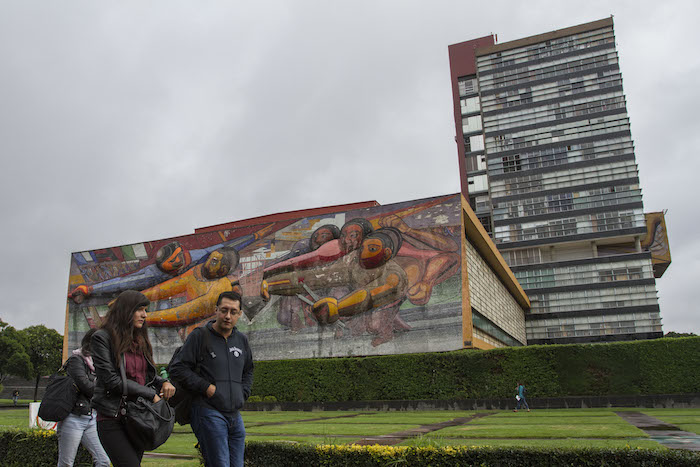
[261,228,410,345]
[68,227,271,304]
[143,245,240,327]
[379,214,460,306]
[262,224,340,331]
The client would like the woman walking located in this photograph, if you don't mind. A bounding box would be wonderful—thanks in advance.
[57,329,110,467]
[91,290,175,466]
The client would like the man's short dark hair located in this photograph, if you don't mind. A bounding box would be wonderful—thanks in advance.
[217,290,242,307]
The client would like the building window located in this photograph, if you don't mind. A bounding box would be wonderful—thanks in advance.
[458,77,478,97]
[502,154,522,173]
[462,115,483,133]
[461,96,480,114]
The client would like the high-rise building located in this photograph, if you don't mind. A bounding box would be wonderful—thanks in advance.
[448,17,667,344]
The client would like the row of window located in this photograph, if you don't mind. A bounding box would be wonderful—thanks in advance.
[490,159,639,198]
[487,136,634,175]
[528,323,662,340]
[481,72,622,114]
[493,209,644,244]
[485,113,630,153]
[478,49,618,92]
[528,311,660,328]
[483,93,626,133]
[476,28,614,72]
[528,283,658,314]
[492,185,642,221]
[513,259,653,289]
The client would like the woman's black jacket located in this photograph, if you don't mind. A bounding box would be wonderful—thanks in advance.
[91,329,166,418]
[65,354,96,416]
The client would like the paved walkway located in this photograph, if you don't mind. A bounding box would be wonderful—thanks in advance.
[615,411,700,451]
[354,412,493,446]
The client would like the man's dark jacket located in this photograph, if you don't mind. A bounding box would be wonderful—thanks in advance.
[91,329,167,418]
[169,321,254,414]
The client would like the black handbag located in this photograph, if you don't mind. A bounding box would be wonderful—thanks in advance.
[119,355,175,451]
[38,361,79,422]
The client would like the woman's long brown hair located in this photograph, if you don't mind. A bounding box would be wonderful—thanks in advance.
[101,290,155,366]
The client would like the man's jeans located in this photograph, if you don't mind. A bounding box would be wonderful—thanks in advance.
[191,405,245,467]
[516,396,530,410]
[57,411,110,467]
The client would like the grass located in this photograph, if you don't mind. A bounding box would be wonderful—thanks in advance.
[246,422,421,436]
[428,422,647,439]
[0,408,27,430]
[4,406,700,457]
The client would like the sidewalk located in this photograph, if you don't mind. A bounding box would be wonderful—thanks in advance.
[615,411,700,451]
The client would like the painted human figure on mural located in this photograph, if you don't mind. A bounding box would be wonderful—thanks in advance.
[258,219,373,331]
[67,226,273,304]
[261,228,409,345]
[141,245,240,327]
[378,214,460,306]
[271,224,341,331]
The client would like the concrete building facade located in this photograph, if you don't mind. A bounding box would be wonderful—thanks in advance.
[448,18,666,344]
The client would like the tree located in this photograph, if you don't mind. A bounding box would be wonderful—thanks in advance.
[19,325,63,401]
[0,319,33,385]
[664,331,698,338]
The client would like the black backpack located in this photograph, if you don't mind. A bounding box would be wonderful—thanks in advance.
[38,360,79,422]
[167,326,212,425]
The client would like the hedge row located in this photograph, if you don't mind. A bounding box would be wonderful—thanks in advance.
[0,429,92,466]
[242,442,700,466]
[250,337,700,401]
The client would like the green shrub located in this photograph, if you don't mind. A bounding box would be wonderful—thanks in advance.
[250,337,700,401]
[238,442,700,466]
[247,395,262,402]
[262,395,277,402]
[0,429,92,466]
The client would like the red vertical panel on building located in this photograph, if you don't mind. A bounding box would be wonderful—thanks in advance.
[448,36,494,199]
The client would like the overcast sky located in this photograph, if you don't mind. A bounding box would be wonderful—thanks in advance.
[1,1,697,335]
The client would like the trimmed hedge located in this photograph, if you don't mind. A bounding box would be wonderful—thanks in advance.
[250,337,700,401]
[242,442,700,466]
[0,429,92,466]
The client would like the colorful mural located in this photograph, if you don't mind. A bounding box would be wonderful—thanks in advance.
[641,211,671,278]
[66,194,464,362]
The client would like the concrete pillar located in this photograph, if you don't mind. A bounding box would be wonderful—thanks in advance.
[635,236,642,252]
[591,241,598,258]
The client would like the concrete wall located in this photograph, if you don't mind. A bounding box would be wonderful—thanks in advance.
[466,240,527,345]
[66,194,469,363]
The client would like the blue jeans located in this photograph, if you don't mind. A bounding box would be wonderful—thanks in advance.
[516,396,530,410]
[191,405,245,467]
[57,411,110,467]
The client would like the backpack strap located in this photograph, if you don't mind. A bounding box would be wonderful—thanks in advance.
[194,326,212,373]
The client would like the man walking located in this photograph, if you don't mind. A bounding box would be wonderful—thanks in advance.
[170,291,254,467]
[513,381,530,412]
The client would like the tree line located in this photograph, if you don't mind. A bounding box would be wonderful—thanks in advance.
[0,318,63,401]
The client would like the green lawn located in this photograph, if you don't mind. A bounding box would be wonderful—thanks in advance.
[428,422,647,439]
[6,406,700,457]
[242,410,362,424]
[469,415,630,425]
[247,422,421,436]
[0,408,27,429]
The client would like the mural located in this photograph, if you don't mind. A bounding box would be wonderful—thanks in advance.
[641,211,671,278]
[66,194,464,362]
